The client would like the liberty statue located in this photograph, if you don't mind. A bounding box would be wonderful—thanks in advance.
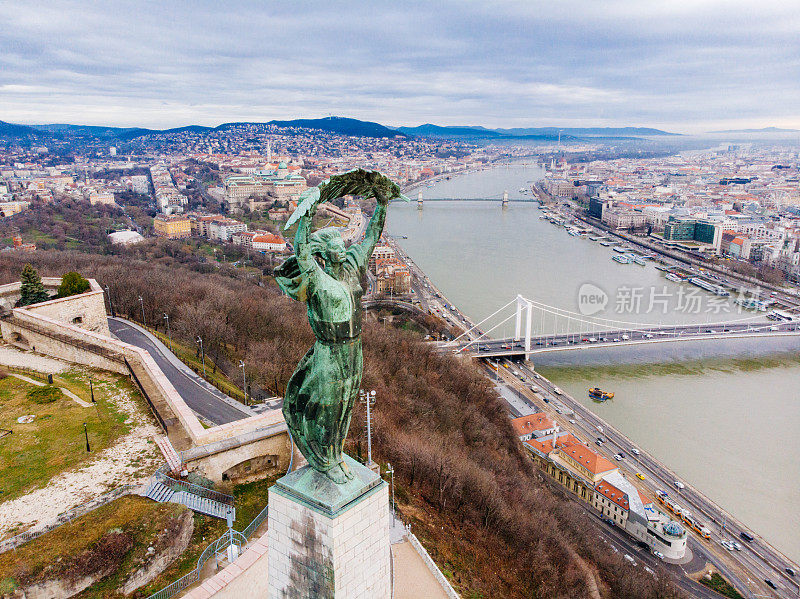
[275,170,408,484]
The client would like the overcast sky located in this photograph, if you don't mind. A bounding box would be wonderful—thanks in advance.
[1,1,799,133]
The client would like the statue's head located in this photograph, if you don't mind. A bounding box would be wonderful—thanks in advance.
[309,227,347,266]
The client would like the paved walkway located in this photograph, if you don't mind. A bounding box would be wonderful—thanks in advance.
[392,540,451,599]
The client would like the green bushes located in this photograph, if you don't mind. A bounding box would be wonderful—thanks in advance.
[27,385,62,404]
[57,271,90,298]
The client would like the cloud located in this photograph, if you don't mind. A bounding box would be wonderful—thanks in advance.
[0,0,798,132]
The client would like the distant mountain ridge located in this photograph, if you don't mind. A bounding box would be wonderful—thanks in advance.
[397,123,677,139]
[1,116,677,142]
[707,126,800,134]
[0,116,403,140]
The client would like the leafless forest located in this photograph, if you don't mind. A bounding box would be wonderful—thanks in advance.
[0,251,684,599]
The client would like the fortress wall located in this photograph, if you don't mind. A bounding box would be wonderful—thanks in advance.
[1,282,288,454]
[24,279,110,336]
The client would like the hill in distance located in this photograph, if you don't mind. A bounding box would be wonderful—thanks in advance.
[260,116,403,138]
[707,126,800,134]
[396,123,676,140]
[0,116,403,140]
[2,116,676,142]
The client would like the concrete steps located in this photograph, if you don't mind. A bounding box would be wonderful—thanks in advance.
[154,435,182,475]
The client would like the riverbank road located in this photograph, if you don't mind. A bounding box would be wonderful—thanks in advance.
[491,359,798,599]
[108,317,255,426]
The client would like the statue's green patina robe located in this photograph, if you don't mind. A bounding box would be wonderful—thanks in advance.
[275,202,386,483]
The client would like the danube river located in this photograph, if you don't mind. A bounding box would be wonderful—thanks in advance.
[387,165,800,562]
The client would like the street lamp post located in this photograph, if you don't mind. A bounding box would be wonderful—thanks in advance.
[83,422,91,452]
[197,336,206,377]
[360,389,376,466]
[386,462,395,526]
[138,296,146,327]
[104,285,115,317]
[90,379,95,403]
[163,313,172,351]
[239,360,247,406]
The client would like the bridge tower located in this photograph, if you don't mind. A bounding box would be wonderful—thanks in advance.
[417,190,423,210]
[502,190,509,207]
[514,294,533,357]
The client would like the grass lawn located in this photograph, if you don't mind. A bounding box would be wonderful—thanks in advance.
[699,572,744,599]
[0,369,133,503]
[0,495,189,598]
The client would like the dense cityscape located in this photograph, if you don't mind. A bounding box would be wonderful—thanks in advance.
[1,2,799,599]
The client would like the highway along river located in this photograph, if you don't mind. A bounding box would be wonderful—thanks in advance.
[387,164,800,563]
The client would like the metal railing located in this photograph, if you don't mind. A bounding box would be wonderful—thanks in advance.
[146,434,291,599]
[145,505,267,599]
[0,484,139,554]
[124,356,168,431]
[154,471,234,506]
[240,503,269,540]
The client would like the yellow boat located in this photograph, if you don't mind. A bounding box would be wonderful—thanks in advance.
[588,387,615,401]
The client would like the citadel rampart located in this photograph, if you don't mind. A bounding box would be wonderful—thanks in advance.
[0,278,291,483]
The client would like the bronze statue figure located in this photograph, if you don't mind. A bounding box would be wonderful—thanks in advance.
[275,170,407,484]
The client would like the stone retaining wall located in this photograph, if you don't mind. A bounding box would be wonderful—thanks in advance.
[0,279,288,453]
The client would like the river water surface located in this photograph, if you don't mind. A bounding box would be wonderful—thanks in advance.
[387,165,800,562]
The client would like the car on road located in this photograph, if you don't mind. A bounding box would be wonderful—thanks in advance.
[568,419,576,424]
[613,337,620,342]
[720,540,735,551]
[786,567,797,577]
[674,481,685,490]
[732,542,742,551]
[595,440,603,446]
[644,333,654,338]
[764,579,777,590]
[740,531,754,542]
[597,425,604,432]
[631,448,640,456]
[617,452,625,460]
[614,453,622,461]
[621,334,630,340]
[652,550,664,560]
[553,387,563,395]
[604,518,615,526]
[624,554,636,566]
[636,473,646,480]
[597,436,605,443]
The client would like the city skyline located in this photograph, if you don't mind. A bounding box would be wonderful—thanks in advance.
[2,1,799,133]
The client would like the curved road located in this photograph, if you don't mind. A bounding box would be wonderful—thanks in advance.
[108,317,253,425]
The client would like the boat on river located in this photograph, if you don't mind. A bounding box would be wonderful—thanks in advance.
[613,254,630,264]
[589,387,615,401]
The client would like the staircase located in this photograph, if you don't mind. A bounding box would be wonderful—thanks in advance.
[154,435,183,475]
[144,478,175,503]
[143,473,235,521]
[173,491,234,519]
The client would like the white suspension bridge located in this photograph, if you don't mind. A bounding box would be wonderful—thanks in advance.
[445,295,800,359]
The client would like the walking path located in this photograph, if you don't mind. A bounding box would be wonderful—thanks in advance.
[9,373,92,407]
[0,379,161,538]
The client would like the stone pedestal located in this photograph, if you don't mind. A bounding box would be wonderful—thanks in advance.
[267,455,390,598]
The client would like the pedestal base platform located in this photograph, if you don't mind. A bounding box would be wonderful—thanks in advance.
[267,455,390,598]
